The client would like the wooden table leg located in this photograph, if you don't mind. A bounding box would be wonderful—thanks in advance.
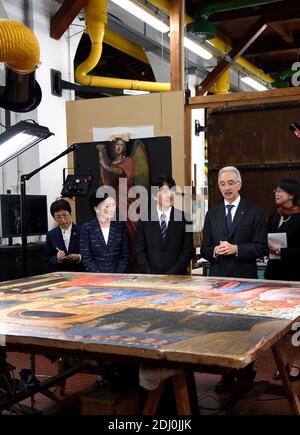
[272,343,300,415]
[56,357,68,396]
[143,381,165,415]
[186,372,199,415]
[172,372,191,415]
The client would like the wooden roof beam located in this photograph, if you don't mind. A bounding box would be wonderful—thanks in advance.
[211,0,298,23]
[269,23,293,43]
[246,34,300,57]
[50,0,90,40]
[170,0,185,91]
[197,18,267,96]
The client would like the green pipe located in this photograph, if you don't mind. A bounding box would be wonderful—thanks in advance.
[187,0,282,39]
[201,0,282,19]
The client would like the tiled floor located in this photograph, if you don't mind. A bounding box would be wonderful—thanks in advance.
[2,348,300,415]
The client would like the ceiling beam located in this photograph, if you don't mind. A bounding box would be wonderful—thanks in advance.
[245,47,299,59]
[211,1,298,23]
[269,22,293,43]
[245,34,300,57]
[197,18,267,96]
[170,0,185,91]
[50,0,90,40]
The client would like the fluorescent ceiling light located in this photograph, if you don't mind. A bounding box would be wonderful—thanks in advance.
[184,37,213,60]
[241,76,268,91]
[124,89,150,95]
[110,0,170,33]
[0,121,54,166]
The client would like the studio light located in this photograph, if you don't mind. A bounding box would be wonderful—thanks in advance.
[0,121,54,166]
[241,76,269,91]
[110,0,170,33]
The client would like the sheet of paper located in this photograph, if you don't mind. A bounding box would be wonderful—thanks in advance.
[268,232,287,259]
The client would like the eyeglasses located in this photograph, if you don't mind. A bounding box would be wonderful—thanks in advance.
[273,188,286,194]
[218,180,240,187]
[54,212,70,221]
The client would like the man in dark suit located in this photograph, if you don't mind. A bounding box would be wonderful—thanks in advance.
[201,166,268,278]
[201,166,268,393]
[136,175,194,275]
[45,199,83,272]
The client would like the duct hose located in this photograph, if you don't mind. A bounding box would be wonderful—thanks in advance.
[0,19,41,112]
[0,19,40,72]
[75,0,171,92]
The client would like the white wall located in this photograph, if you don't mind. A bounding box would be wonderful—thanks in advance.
[0,0,81,230]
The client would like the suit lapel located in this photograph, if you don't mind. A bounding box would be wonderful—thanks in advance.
[217,204,228,239]
[152,210,164,242]
[68,224,78,254]
[56,227,67,252]
[164,207,176,245]
[106,221,115,248]
[93,219,107,247]
[228,199,246,238]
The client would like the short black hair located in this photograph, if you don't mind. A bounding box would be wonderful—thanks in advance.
[276,177,300,205]
[151,174,176,189]
[50,199,71,217]
[89,192,109,215]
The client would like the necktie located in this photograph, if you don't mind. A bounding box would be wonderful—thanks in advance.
[226,204,234,231]
[160,213,167,239]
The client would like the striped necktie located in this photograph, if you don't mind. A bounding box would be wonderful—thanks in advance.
[226,204,234,231]
[160,213,167,239]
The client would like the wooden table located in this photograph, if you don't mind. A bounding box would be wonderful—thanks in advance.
[0,272,300,414]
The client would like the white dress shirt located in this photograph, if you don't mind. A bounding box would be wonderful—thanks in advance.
[60,223,72,251]
[101,226,110,244]
[157,206,172,228]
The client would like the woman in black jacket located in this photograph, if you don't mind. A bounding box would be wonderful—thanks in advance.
[80,191,130,273]
[265,177,300,381]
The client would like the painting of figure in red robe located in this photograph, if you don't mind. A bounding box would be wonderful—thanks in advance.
[97,133,150,265]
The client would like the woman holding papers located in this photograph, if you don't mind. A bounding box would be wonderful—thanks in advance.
[265,177,300,381]
[265,177,300,281]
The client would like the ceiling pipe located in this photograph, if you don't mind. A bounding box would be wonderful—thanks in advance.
[75,0,170,92]
[208,69,230,94]
[104,28,149,64]
[187,0,282,39]
[147,0,274,86]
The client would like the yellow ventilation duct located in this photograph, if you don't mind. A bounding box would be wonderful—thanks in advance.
[208,69,230,94]
[75,0,171,92]
[104,29,149,65]
[0,19,41,112]
[0,19,40,72]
